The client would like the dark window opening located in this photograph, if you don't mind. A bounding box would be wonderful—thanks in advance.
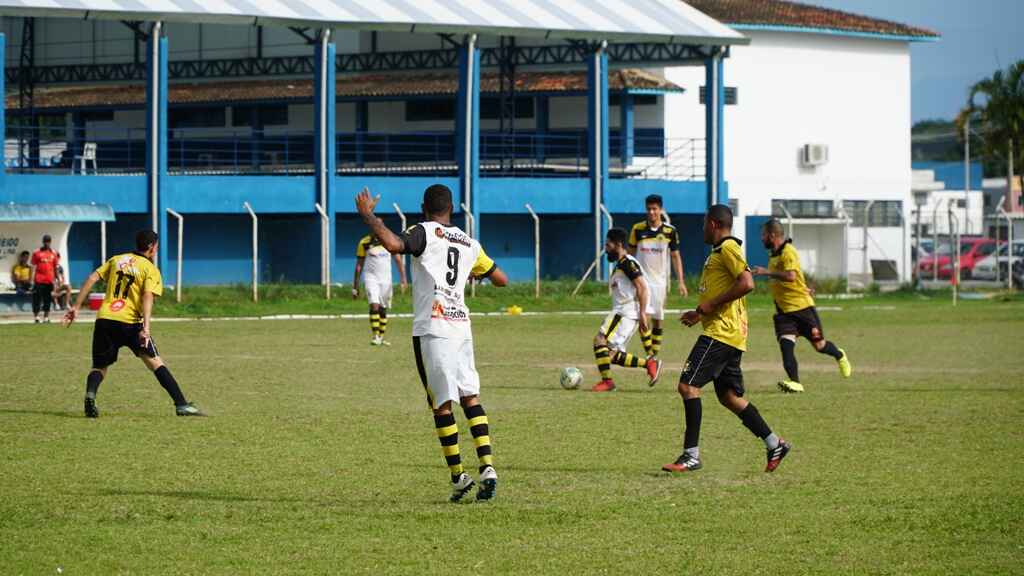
[170,106,226,129]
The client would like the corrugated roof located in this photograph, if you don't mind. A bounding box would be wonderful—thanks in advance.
[6,69,682,111]
[687,0,939,40]
[0,0,747,45]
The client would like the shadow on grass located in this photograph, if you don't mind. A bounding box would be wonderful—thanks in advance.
[0,408,81,418]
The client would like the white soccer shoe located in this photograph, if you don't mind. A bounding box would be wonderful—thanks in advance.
[449,472,475,503]
[476,466,498,501]
[370,336,383,347]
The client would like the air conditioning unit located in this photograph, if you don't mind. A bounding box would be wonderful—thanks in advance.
[801,144,829,167]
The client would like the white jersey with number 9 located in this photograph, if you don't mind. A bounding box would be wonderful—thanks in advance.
[404,221,496,340]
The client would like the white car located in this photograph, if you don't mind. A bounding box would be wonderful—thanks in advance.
[972,241,1024,281]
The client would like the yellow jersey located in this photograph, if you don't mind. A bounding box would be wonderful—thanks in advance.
[95,252,163,324]
[12,264,31,283]
[767,240,815,313]
[698,237,749,351]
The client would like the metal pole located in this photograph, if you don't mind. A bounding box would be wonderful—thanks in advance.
[1000,206,1014,290]
[572,253,604,297]
[600,203,613,232]
[779,204,795,239]
[863,200,875,284]
[525,203,540,298]
[995,197,1004,283]
[462,34,477,240]
[901,209,907,284]
[950,211,959,305]
[315,202,331,299]
[461,203,476,297]
[915,204,922,286]
[964,116,971,235]
[100,220,107,263]
[166,209,183,303]
[837,204,851,293]
[932,199,943,282]
[393,202,407,285]
[243,202,258,303]
[149,21,162,233]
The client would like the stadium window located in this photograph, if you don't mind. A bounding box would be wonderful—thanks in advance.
[232,105,290,127]
[842,200,903,227]
[480,97,535,120]
[406,99,456,122]
[170,106,226,129]
[699,86,738,105]
[772,199,834,219]
[608,94,659,106]
[80,110,115,123]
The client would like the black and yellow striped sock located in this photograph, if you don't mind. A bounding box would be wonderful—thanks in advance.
[379,308,389,337]
[434,412,463,480]
[369,308,381,337]
[594,345,613,380]
[652,327,664,356]
[612,350,643,368]
[463,403,494,472]
[640,329,654,358]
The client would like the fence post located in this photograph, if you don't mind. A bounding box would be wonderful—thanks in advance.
[525,203,540,298]
[461,203,476,297]
[243,201,258,302]
[393,202,407,287]
[166,208,184,303]
[315,202,331,299]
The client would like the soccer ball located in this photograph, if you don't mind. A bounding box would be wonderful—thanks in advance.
[559,367,583,390]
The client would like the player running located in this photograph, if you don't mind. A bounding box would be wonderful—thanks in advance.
[355,184,508,502]
[752,219,852,393]
[352,233,406,346]
[63,230,204,418]
[592,228,662,392]
[663,205,790,474]
[628,194,687,357]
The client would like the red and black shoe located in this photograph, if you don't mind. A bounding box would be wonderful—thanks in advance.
[645,358,663,387]
[765,439,792,472]
[591,379,616,392]
[662,453,702,473]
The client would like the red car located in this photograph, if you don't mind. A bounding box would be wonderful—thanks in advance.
[917,237,1002,280]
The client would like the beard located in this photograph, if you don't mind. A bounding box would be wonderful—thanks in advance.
[763,239,774,250]
[606,251,618,262]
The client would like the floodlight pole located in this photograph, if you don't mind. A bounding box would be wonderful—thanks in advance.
[315,202,330,299]
[525,203,540,298]
[461,203,476,297]
[243,202,258,303]
[166,208,183,303]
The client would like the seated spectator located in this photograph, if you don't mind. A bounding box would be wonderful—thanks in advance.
[11,251,32,295]
[53,264,72,310]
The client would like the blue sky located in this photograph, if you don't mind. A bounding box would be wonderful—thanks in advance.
[807,0,1024,123]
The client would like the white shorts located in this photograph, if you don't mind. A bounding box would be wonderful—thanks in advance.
[364,281,393,307]
[413,335,481,409]
[647,283,668,320]
[599,312,639,352]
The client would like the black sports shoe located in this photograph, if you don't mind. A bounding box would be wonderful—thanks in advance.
[476,466,498,501]
[662,453,702,473]
[765,439,791,472]
[175,403,206,417]
[450,472,475,503]
[84,397,99,418]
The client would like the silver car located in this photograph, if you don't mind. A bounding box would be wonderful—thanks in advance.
[973,241,1024,281]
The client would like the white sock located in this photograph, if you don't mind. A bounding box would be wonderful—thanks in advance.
[684,447,700,460]
[764,433,780,450]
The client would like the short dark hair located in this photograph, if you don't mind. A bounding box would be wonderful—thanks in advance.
[135,229,159,252]
[423,184,453,216]
[763,218,785,236]
[606,227,628,246]
[645,194,663,208]
[42,234,52,242]
[19,250,29,257]
[707,204,733,229]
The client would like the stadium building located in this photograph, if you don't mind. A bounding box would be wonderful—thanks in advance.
[0,0,937,289]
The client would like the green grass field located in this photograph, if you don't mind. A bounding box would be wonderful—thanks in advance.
[2,295,1023,574]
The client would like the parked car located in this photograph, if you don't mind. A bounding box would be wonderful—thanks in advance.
[972,241,1024,281]
[917,237,1002,280]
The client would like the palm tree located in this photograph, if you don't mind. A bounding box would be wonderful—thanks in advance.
[956,60,1024,182]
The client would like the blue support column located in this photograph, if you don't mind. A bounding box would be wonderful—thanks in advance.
[620,93,635,167]
[456,35,480,236]
[704,49,726,208]
[0,34,6,184]
[587,44,609,279]
[355,100,368,168]
[535,96,549,164]
[314,32,337,284]
[145,23,169,275]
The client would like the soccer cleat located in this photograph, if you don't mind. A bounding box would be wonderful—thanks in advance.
[662,453,702,473]
[591,379,616,392]
[777,380,805,393]
[765,439,792,472]
[175,403,206,417]
[380,339,392,347]
[84,397,99,418]
[449,472,475,503]
[370,336,383,347]
[837,350,852,378]
[646,358,663,387]
[476,466,498,501]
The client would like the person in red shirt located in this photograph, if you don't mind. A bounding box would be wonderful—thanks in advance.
[30,234,60,323]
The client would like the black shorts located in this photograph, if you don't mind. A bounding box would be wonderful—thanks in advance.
[679,335,744,397]
[92,318,159,369]
[773,306,825,342]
